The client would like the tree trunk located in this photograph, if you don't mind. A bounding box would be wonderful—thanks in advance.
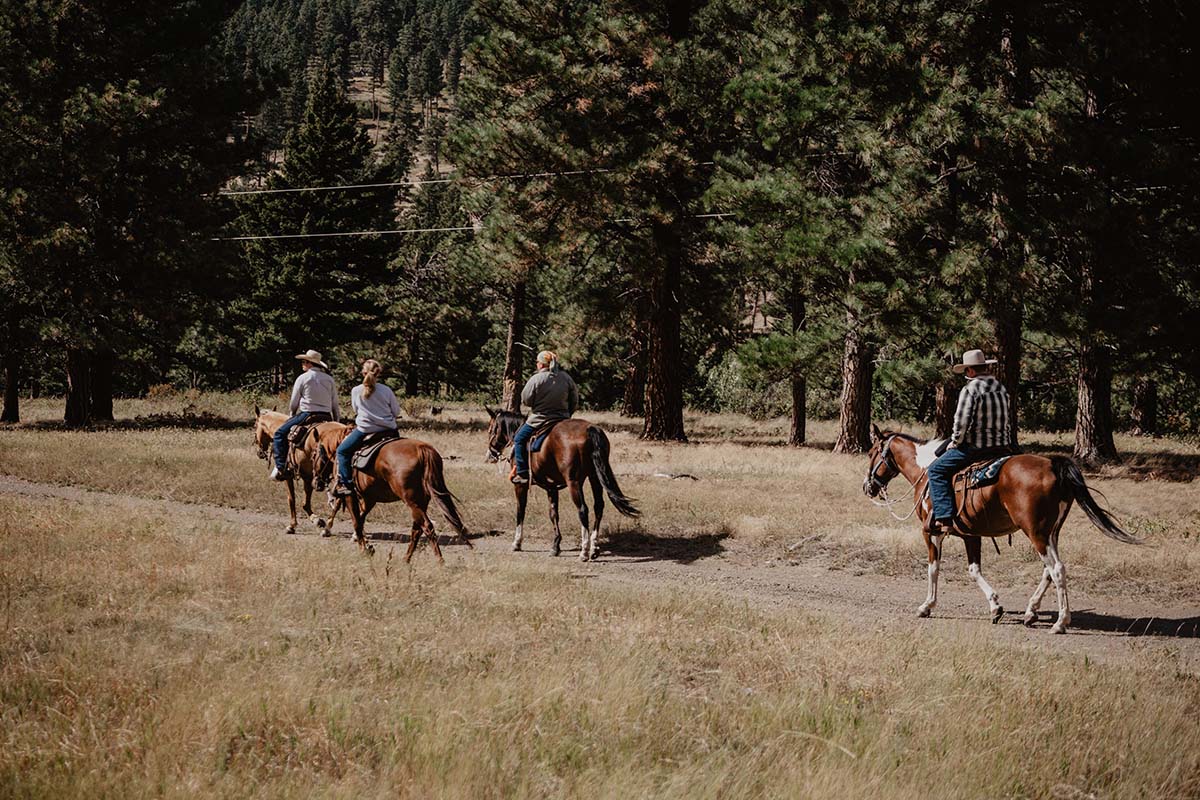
[934,375,958,439]
[620,310,646,417]
[787,273,807,446]
[1129,378,1157,436]
[64,348,92,428]
[405,328,421,396]
[1074,343,1118,462]
[642,224,686,441]
[991,302,1022,445]
[90,347,115,422]
[1,351,19,423]
[833,320,874,454]
[501,278,526,413]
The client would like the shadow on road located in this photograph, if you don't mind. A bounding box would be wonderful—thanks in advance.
[600,527,730,565]
[1059,610,1200,638]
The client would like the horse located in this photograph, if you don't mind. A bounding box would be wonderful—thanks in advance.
[862,424,1140,633]
[312,426,470,562]
[252,407,346,536]
[485,408,639,561]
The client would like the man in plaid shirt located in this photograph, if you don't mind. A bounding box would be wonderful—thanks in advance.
[927,349,1013,534]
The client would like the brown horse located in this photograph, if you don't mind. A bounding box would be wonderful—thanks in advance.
[863,424,1139,633]
[485,408,639,560]
[253,408,347,536]
[313,426,470,562]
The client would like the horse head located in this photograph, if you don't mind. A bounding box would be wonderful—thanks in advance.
[485,407,521,463]
[863,424,903,498]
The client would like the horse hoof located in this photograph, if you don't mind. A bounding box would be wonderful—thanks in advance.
[1050,623,1067,635]
[991,606,1004,624]
[1022,612,1038,627]
[550,548,560,558]
[315,517,327,529]
[366,545,376,557]
[284,527,296,536]
[917,605,932,618]
[512,542,522,552]
[320,529,332,539]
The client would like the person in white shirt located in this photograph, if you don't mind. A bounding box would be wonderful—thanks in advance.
[333,358,400,497]
[271,349,340,480]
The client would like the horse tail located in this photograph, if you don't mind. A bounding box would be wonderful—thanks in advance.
[1051,456,1141,544]
[587,426,640,518]
[420,444,469,538]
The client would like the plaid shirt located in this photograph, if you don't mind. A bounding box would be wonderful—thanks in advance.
[950,375,1012,449]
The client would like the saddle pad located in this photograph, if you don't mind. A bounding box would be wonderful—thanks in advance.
[964,456,1013,489]
[528,419,563,454]
[351,431,402,471]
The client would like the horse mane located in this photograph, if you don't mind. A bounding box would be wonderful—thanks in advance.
[880,431,926,445]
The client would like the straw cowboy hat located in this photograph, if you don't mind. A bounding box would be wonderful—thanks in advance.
[294,349,329,370]
[952,349,999,375]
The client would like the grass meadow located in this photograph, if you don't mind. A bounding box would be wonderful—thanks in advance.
[2,394,1199,798]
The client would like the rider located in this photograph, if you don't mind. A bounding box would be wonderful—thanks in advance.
[333,358,400,497]
[927,349,1013,535]
[511,350,579,484]
[271,349,340,481]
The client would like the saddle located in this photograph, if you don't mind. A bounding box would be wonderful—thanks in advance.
[285,412,334,470]
[350,430,403,471]
[528,419,563,454]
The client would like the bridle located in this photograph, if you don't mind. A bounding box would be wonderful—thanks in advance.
[253,421,270,461]
[864,435,926,522]
[486,416,516,464]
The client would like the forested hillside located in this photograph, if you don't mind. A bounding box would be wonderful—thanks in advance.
[2,0,1198,458]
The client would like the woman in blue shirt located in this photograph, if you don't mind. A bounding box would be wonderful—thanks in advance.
[334,359,400,497]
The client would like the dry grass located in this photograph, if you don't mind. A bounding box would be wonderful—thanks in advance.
[2,493,1199,799]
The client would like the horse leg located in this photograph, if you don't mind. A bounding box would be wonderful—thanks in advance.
[547,487,562,557]
[423,511,444,565]
[302,475,325,530]
[964,536,1003,623]
[1022,501,1071,631]
[589,471,605,557]
[284,477,298,535]
[1023,567,1053,627]
[512,483,529,552]
[351,496,375,557]
[404,505,423,563]
[917,532,944,617]
[569,481,591,562]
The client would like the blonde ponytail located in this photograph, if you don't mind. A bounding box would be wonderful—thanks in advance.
[361,359,383,398]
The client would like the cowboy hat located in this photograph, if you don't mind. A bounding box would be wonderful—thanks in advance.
[952,349,998,374]
[294,349,329,370]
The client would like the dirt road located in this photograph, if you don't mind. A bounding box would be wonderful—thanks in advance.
[4,474,1197,672]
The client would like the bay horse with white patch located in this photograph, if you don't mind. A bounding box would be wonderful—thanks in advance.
[485,408,639,560]
[863,424,1140,633]
[313,426,470,562]
[253,407,346,535]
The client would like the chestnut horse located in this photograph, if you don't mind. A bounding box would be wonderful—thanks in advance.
[485,408,639,560]
[313,426,470,562]
[253,408,346,535]
[863,424,1139,633]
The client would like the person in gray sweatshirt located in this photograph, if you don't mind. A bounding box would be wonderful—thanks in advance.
[271,349,340,480]
[333,358,401,497]
[512,350,579,484]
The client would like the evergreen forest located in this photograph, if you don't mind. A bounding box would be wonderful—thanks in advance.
[2,0,1198,459]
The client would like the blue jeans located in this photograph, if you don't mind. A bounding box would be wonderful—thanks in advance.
[336,428,367,487]
[512,423,535,477]
[273,412,316,472]
[928,444,975,522]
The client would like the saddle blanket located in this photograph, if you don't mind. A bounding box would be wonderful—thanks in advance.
[962,456,1012,489]
[528,419,563,454]
[352,431,402,471]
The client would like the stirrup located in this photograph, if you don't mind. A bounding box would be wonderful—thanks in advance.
[333,482,356,498]
[511,473,529,485]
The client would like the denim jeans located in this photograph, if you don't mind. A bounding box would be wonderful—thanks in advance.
[336,428,367,487]
[927,444,975,521]
[512,423,535,477]
[273,411,315,472]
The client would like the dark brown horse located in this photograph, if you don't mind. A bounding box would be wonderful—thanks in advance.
[863,424,1139,633]
[313,426,470,562]
[485,408,639,560]
[253,408,347,536]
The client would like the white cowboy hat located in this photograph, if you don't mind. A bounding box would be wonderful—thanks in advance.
[294,349,329,370]
[952,349,998,374]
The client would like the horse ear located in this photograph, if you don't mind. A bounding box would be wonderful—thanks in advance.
[254,404,260,418]
[484,405,496,418]
[871,424,882,442]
